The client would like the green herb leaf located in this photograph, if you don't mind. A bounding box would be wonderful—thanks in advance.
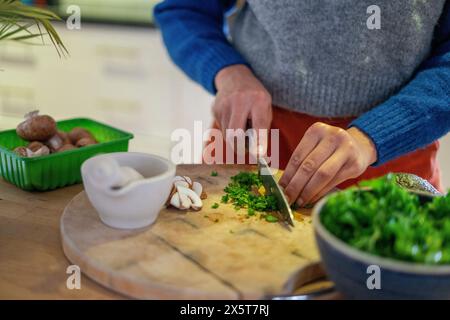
[221,194,229,203]
[211,203,219,209]
[321,174,450,265]
[265,214,279,223]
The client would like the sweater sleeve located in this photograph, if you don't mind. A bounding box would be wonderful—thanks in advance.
[153,0,249,94]
[351,5,450,166]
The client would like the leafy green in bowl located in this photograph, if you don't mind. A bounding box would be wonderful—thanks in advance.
[321,174,450,265]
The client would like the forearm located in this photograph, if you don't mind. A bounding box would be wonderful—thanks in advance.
[351,42,450,165]
[154,0,249,93]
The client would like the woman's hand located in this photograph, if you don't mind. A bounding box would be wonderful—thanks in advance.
[279,123,377,206]
[213,65,272,143]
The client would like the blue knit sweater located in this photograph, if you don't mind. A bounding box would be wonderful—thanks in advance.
[154,0,450,166]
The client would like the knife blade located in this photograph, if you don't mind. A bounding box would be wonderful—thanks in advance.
[258,157,295,227]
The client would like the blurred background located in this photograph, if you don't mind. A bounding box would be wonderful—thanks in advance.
[0,0,449,189]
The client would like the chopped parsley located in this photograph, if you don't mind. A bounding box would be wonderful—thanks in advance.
[211,203,219,209]
[223,172,279,218]
[211,170,218,177]
[265,214,279,223]
[221,194,229,203]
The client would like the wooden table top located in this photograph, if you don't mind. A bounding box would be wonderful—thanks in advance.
[0,178,122,299]
[0,176,340,300]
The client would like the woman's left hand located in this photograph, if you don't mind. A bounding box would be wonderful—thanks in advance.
[279,122,377,206]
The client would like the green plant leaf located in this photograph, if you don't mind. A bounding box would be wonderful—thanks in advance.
[0,0,68,56]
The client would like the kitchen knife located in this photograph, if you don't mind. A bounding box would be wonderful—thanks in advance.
[258,157,295,227]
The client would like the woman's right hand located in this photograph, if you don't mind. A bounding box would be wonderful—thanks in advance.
[213,64,273,153]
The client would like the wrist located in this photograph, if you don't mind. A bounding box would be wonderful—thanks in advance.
[347,127,378,166]
[215,64,253,91]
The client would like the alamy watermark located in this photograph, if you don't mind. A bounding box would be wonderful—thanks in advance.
[366,264,381,290]
[367,5,381,30]
[66,5,81,30]
[170,121,280,173]
[66,265,81,290]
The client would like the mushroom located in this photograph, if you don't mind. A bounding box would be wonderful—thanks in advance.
[192,181,202,197]
[16,110,57,142]
[169,192,181,208]
[13,144,49,158]
[57,130,71,145]
[177,185,203,211]
[174,180,190,188]
[45,134,64,152]
[76,137,97,148]
[167,176,206,210]
[183,176,192,186]
[192,181,208,200]
[173,175,192,187]
[177,187,192,210]
[13,146,28,157]
[68,127,94,145]
[57,144,76,152]
[26,145,50,157]
[27,141,45,152]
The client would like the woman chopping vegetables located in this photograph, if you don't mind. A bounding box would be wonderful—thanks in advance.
[154,0,450,206]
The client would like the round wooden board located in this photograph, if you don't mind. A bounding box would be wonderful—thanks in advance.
[61,165,320,299]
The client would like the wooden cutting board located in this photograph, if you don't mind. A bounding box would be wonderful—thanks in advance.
[61,164,319,299]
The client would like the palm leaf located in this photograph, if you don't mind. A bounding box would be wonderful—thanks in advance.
[0,0,68,57]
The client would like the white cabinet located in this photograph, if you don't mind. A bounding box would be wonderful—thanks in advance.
[0,23,214,158]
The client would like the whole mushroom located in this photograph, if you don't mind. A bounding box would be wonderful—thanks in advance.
[57,144,76,152]
[45,134,63,152]
[13,146,28,157]
[76,137,97,148]
[27,141,45,152]
[16,110,57,141]
[57,130,71,145]
[69,127,94,145]
[26,145,50,157]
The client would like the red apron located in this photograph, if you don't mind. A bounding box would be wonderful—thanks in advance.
[205,106,442,192]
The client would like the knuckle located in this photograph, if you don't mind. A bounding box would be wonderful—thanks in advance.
[350,158,365,175]
[326,134,339,145]
[300,158,317,174]
[300,188,314,203]
[285,185,298,200]
[345,139,357,152]
[230,91,246,102]
[316,168,331,180]
[335,128,348,141]
[356,158,366,172]
[212,106,222,119]
[328,128,347,144]
[253,90,270,101]
[291,154,302,166]
[308,122,327,135]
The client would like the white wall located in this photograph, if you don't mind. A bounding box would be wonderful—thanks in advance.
[0,24,214,158]
[0,24,448,190]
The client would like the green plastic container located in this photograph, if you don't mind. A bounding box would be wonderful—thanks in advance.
[0,118,133,191]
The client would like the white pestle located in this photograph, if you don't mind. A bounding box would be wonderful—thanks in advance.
[119,166,145,187]
[87,157,144,191]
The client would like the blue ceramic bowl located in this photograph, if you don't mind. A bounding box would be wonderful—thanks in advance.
[312,194,450,300]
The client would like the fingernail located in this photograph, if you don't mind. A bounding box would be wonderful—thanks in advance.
[284,194,291,204]
[297,198,304,207]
